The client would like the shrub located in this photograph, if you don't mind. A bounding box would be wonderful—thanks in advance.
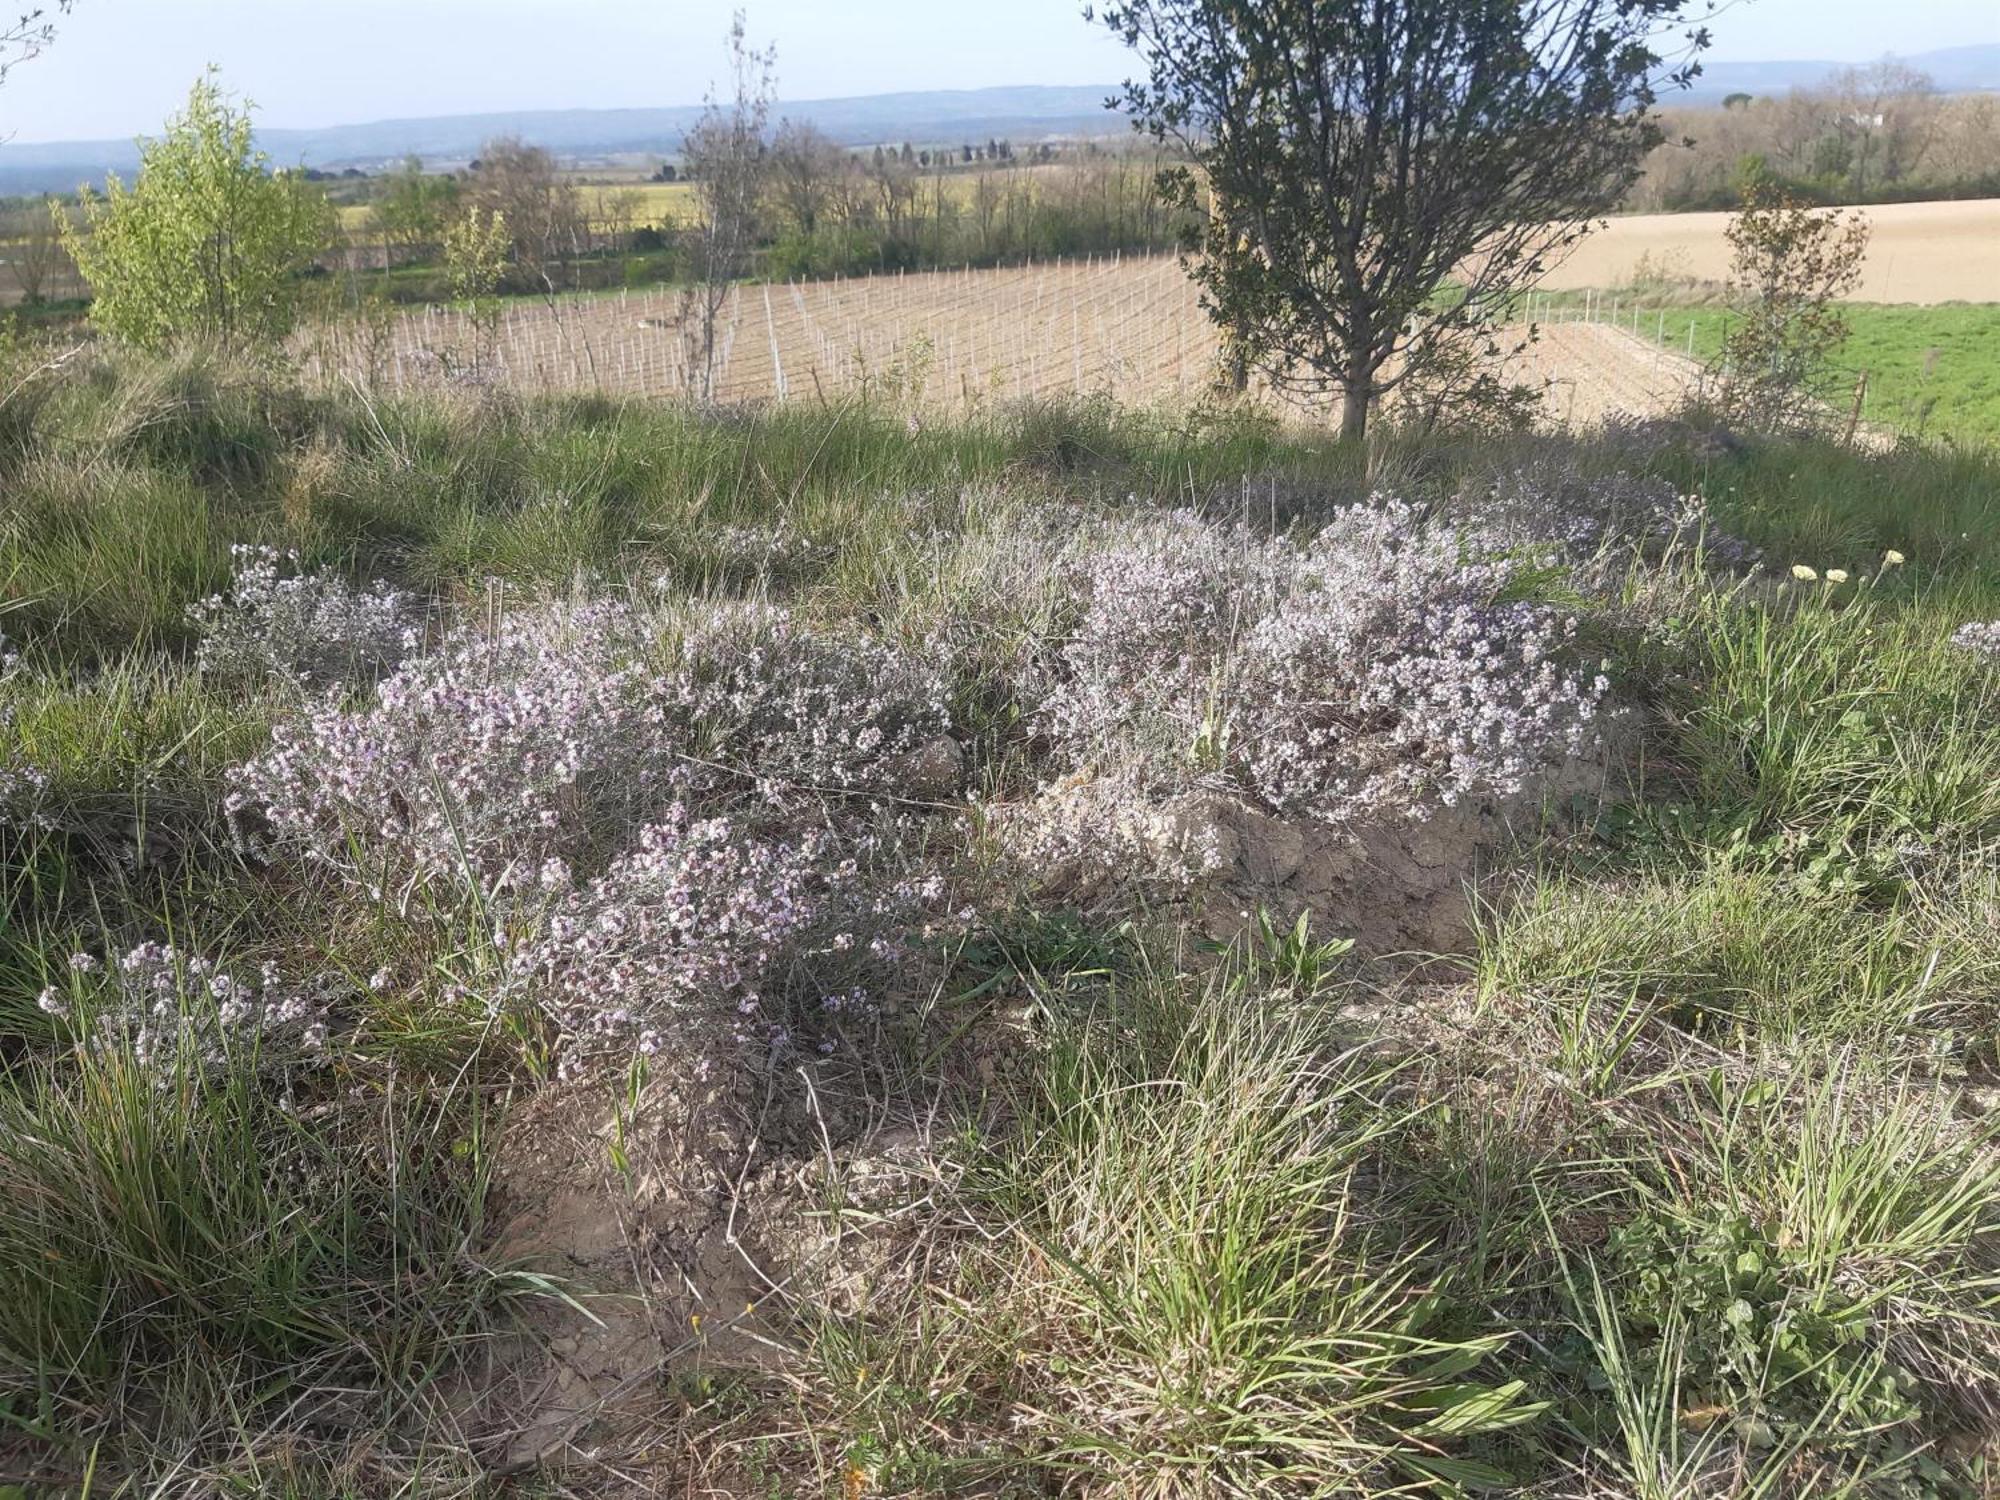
[1039,501,1608,825]
[229,596,676,897]
[502,805,930,1067]
[188,544,424,688]
[61,73,337,353]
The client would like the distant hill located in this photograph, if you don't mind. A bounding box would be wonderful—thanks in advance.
[0,84,1128,196]
[4,44,1998,197]
[1681,43,2000,103]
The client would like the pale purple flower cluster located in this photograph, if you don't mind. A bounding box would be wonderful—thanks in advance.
[1950,621,2000,660]
[0,635,51,824]
[1240,503,1607,820]
[505,806,830,1061]
[1040,508,1288,754]
[1463,459,1744,566]
[230,596,953,899]
[43,941,333,1075]
[229,597,671,895]
[188,545,424,688]
[228,593,957,1063]
[1040,501,1608,825]
[660,601,953,802]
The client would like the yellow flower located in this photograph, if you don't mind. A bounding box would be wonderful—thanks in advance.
[1883,549,1906,567]
[1791,564,1818,582]
[1825,569,1849,584]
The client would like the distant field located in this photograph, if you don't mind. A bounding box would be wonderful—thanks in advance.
[305,252,1714,431]
[1538,198,2000,304]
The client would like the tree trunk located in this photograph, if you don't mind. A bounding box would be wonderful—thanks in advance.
[1338,379,1370,441]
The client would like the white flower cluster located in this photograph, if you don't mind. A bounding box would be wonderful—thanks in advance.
[1039,501,1608,825]
[188,545,424,687]
[1950,621,2000,660]
[228,594,955,1064]
[0,635,50,824]
[40,943,332,1074]
[1464,458,1748,568]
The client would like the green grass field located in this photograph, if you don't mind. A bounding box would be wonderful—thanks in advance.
[1571,299,2000,447]
[6,349,2000,1493]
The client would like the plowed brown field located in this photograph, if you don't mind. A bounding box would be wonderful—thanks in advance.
[315,252,1722,429]
[1536,198,2000,304]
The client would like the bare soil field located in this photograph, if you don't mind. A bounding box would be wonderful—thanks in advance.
[1536,197,2000,304]
[310,253,1712,428]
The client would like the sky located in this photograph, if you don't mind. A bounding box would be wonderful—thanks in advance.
[1,0,1996,145]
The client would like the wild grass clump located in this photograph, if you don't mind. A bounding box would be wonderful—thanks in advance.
[0,1034,504,1450]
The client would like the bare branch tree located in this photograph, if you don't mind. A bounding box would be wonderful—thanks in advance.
[0,1,70,90]
[2,196,68,303]
[768,119,845,237]
[676,11,775,400]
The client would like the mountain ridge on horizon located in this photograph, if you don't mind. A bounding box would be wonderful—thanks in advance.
[3,44,1996,197]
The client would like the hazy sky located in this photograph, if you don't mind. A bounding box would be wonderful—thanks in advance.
[2,0,1996,145]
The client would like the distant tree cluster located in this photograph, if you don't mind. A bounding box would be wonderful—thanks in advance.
[1629,64,2000,211]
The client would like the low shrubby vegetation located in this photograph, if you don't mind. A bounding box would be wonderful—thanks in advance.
[4,347,2000,1496]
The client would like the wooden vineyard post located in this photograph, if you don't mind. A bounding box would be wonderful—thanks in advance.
[1844,370,1870,447]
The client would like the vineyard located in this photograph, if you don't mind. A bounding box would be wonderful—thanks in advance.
[305,251,1709,426]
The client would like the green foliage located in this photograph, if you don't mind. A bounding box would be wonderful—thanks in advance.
[1099,0,1704,437]
[0,1033,505,1440]
[61,73,336,353]
[367,152,460,250]
[1717,182,1872,432]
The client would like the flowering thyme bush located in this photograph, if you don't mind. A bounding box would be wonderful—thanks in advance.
[0,635,50,824]
[1950,622,2000,661]
[1457,458,1749,570]
[499,805,940,1065]
[1040,508,1288,755]
[1238,502,1606,820]
[664,601,953,801]
[230,597,677,896]
[188,545,423,688]
[1039,500,1607,825]
[39,943,332,1074]
[230,595,955,900]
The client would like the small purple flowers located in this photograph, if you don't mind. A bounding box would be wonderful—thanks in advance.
[48,942,335,1075]
[1950,622,2000,660]
[1036,500,1607,825]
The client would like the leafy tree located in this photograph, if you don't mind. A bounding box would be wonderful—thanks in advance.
[465,137,582,287]
[369,154,460,253]
[62,73,335,352]
[1715,181,1869,433]
[1095,0,1709,439]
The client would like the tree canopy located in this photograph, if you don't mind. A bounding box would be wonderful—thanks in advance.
[63,72,336,353]
[1096,0,1710,438]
